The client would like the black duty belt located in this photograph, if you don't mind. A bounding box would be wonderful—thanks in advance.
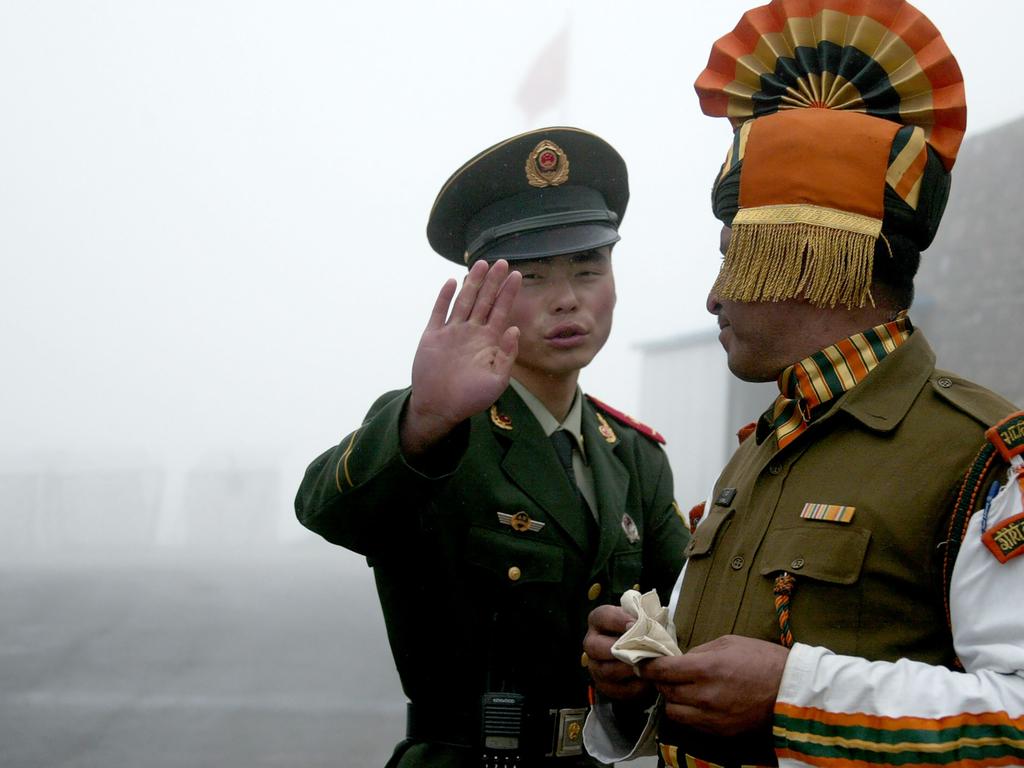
[659,742,774,768]
[405,701,588,758]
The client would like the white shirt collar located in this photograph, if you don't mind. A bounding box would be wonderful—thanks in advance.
[508,378,586,458]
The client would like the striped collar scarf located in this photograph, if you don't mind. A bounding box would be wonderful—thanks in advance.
[761,313,913,449]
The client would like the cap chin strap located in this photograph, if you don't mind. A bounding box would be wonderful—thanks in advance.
[464,209,618,263]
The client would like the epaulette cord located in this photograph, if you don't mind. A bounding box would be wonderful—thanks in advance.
[943,442,998,641]
[943,411,1024,660]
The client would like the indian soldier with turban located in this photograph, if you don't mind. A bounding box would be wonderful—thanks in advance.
[583,1,1024,766]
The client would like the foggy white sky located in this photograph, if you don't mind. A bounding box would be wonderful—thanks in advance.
[3,1,1021,480]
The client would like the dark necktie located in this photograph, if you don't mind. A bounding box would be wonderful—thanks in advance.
[549,429,578,489]
[549,430,598,533]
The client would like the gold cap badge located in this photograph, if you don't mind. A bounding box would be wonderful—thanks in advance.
[525,140,570,188]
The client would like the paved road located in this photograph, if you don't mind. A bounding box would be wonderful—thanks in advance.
[0,545,404,768]
[0,544,656,767]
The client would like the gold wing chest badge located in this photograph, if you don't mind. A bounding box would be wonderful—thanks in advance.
[498,511,546,533]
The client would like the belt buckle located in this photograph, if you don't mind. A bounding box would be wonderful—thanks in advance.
[548,707,587,757]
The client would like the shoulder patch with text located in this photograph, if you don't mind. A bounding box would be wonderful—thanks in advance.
[983,511,1024,563]
[986,411,1024,462]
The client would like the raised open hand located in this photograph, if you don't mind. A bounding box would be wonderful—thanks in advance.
[401,259,522,456]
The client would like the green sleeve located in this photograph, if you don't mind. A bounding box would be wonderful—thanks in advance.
[294,388,468,558]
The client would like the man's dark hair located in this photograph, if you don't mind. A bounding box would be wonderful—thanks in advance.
[872,232,920,309]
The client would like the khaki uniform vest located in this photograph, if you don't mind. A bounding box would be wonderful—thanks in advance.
[662,332,1015,766]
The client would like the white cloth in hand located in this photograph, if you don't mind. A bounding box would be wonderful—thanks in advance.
[610,589,681,672]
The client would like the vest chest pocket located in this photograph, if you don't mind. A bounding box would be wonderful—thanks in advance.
[756,526,871,648]
[757,526,871,583]
[684,506,734,558]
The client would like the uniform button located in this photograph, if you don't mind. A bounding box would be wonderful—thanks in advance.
[937,376,953,389]
[791,558,805,570]
[508,566,522,581]
[768,462,783,475]
[588,583,602,601]
[730,556,744,570]
[684,541,696,555]
[632,583,641,592]
[580,652,589,668]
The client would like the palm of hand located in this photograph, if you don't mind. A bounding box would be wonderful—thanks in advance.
[412,317,515,424]
[405,259,522,446]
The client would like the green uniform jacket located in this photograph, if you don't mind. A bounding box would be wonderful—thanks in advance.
[663,332,1016,766]
[296,386,689,767]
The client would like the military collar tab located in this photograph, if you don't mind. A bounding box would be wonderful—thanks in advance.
[489,404,514,431]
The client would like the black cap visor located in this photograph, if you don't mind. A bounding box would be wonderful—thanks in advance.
[463,185,619,263]
[471,221,620,263]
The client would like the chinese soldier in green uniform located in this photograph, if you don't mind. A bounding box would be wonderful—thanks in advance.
[295,127,689,767]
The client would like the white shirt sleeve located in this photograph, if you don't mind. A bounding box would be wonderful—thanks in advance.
[582,694,661,763]
[583,567,687,762]
[584,478,716,763]
[775,458,1024,766]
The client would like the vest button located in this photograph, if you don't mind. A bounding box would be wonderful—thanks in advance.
[588,583,603,600]
[730,556,744,570]
[508,566,522,581]
[937,376,953,388]
[632,583,641,591]
[581,652,590,668]
[768,461,783,475]
[791,558,805,570]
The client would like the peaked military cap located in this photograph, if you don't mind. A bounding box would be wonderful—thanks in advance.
[427,127,628,265]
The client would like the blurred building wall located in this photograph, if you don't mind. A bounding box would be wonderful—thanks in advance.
[0,462,285,559]
[913,117,1024,407]
[638,331,774,506]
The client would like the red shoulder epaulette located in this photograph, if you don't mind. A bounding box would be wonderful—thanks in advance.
[688,501,706,533]
[737,421,757,445]
[586,394,666,444]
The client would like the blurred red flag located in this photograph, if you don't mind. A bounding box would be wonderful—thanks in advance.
[516,22,570,121]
